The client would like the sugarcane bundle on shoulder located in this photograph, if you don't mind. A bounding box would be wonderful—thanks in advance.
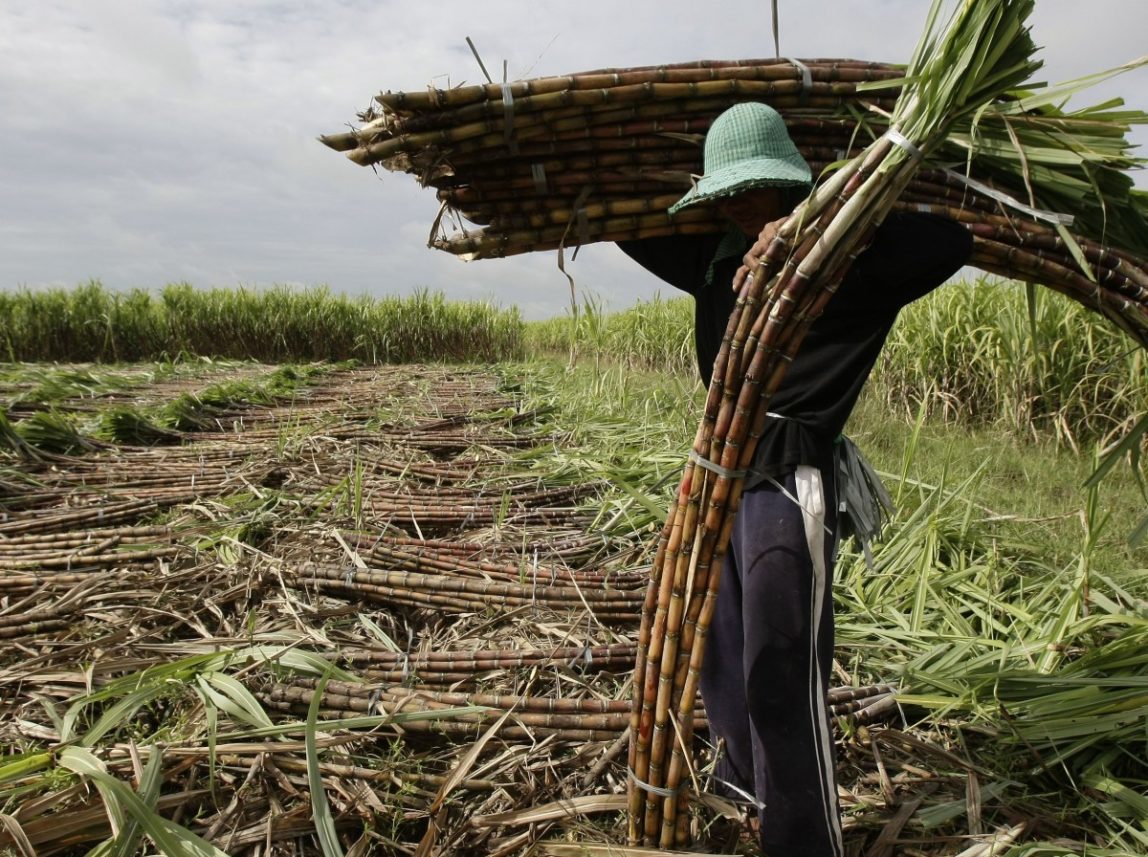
[322,58,900,247]
[322,47,1148,336]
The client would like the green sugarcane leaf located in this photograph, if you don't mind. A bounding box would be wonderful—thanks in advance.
[1085,413,1148,488]
[72,653,223,706]
[1038,587,1080,675]
[57,748,127,839]
[204,673,275,729]
[1024,282,1039,353]
[916,781,1010,828]
[232,645,358,683]
[306,670,345,857]
[59,748,230,857]
[1088,770,1148,826]
[80,685,168,748]
[1055,221,1096,281]
[607,471,666,520]
[1129,514,1148,547]
[195,676,241,724]
[106,747,165,857]
[1007,57,1148,114]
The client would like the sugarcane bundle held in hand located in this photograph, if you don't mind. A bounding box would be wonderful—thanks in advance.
[626,0,1053,847]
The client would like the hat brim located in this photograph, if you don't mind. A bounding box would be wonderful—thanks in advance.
[668,157,812,216]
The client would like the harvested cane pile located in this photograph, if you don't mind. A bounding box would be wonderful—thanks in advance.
[7,358,1141,854]
[0,360,972,855]
[321,0,1148,850]
[0,364,629,853]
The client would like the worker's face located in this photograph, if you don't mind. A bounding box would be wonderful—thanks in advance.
[716,187,787,238]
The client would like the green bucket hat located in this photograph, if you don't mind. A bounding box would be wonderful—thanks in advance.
[668,102,812,216]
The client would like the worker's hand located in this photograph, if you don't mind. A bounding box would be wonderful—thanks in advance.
[732,217,785,293]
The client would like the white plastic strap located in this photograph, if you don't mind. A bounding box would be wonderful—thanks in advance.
[710,774,766,810]
[688,449,746,480]
[784,57,813,94]
[884,128,923,161]
[628,768,682,798]
[501,83,519,155]
[531,163,548,194]
[942,168,1075,227]
[762,469,835,539]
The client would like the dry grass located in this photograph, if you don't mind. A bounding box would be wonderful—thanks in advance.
[0,359,1143,856]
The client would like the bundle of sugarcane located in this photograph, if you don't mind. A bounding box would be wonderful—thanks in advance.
[626,1,1077,846]
[350,531,612,566]
[322,484,595,534]
[285,560,644,622]
[354,537,644,590]
[341,640,639,685]
[322,58,900,163]
[259,677,894,743]
[894,198,1148,346]
[321,53,1148,334]
[318,58,902,260]
[338,643,897,724]
[0,495,200,537]
[281,421,549,451]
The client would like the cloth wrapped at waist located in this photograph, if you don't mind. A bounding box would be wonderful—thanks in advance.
[834,435,894,567]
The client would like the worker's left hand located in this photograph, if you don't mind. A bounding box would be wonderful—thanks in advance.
[732,217,786,293]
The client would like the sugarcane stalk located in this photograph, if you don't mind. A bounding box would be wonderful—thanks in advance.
[294,567,641,605]
[0,547,179,571]
[369,58,899,114]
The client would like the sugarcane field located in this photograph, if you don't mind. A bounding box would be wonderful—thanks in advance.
[4,1,1148,856]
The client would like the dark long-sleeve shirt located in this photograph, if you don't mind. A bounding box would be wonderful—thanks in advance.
[618,211,972,485]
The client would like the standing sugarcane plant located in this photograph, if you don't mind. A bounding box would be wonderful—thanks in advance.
[627,0,1048,846]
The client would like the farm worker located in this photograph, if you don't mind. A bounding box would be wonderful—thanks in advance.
[617,102,971,857]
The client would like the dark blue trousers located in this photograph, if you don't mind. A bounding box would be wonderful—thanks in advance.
[700,466,842,857]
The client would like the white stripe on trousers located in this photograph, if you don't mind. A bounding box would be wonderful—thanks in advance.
[795,465,844,857]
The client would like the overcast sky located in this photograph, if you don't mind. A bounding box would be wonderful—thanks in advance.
[2,1,1146,320]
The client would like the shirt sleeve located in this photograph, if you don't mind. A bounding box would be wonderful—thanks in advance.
[843,211,974,311]
[616,233,724,296]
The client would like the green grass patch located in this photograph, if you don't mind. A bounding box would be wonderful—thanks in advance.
[520,356,1148,851]
[874,278,1148,446]
[526,292,694,374]
[0,281,524,364]
[528,278,1148,447]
